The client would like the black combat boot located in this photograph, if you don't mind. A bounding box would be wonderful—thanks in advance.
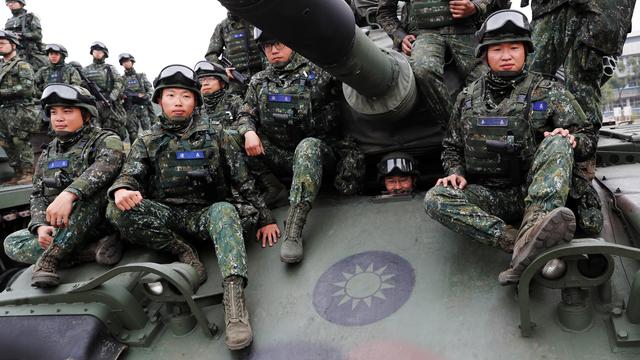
[93,233,123,265]
[170,238,207,285]
[280,201,311,263]
[258,172,289,208]
[223,275,253,350]
[498,206,575,286]
[32,243,63,288]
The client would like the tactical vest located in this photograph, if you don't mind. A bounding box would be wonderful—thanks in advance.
[124,73,145,93]
[83,64,115,97]
[142,120,225,203]
[222,21,262,73]
[408,0,455,30]
[42,128,111,202]
[4,11,42,51]
[460,74,541,184]
[46,67,64,84]
[207,101,235,128]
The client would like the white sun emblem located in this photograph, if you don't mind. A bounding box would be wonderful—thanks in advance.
[331,263,396,310]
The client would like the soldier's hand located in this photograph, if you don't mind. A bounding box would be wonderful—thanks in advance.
[450,0,477,18]
[36,225,55,249]
[436,174,467,190]
[114,189,144,211]
[401,35,416,56]
[244,131,265,156]
[256,223,281,248]
[46,191,78,228]
[225,68,235,80]
[544,128,577,148]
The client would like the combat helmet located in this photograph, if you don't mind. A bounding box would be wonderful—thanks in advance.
[475,9,534,58]
[194,60,229,85]
[118,53,135,65]
[45,43,68,58]
[89,41,109,58]
[152,64,203,106]
[0,30,20,46]
[5,0,25,5]
[41,84,99,122]
[377,152,419,178]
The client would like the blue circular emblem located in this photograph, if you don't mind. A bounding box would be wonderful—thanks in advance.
[313,251,415,326]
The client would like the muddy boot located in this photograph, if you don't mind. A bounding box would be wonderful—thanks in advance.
[32,244,63,288]
[223,275,253,350]
[258,172,289,208]
[280,202,311,263]
[170,238,207,285]
[496,225,519,254]
[498,207,575,286]
[94,233,123,265]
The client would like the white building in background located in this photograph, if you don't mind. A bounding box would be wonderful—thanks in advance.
[605,33,640,123]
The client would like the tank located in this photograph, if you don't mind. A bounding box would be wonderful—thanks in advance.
[1,1,640,359]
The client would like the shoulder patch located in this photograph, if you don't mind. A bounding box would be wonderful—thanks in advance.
[532,101,548,111]
[538,79,553,89]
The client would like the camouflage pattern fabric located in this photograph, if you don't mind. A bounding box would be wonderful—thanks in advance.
[122,69,153,141]
[34,62,82,96]
[204,14,263,77]
[107,199,247,279]
[0,55,37,173]
[82,59,127,139]
[202,89,243,130]
[4,7,47,70]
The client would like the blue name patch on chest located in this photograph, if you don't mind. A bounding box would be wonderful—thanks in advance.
[268,94,293,103]
[477,117,509,127]
[48,159,69,169]
[176,151,205,160]
[233,33,244,39]
[532,101,548,111]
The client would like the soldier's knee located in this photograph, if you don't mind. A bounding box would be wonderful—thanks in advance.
[106,201,126,228]
[3,230,28,262]
[295,137,322,155]
[208,201,239,220]
[424,185,450,216]
[539,135,573,158]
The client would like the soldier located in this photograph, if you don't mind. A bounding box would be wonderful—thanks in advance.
[377,152,418,195]
[106,65,279,350]
[34,44,82,96]
[3,84,125,287]
[119,53,153,142]
[194,60,243,130]
[423,10,597,285]
[82,42,127,140]
[0,30,37,184]
[377,0,508,125]
[237,29,364,264]
[524,0,635,236]
[4,0,46,71]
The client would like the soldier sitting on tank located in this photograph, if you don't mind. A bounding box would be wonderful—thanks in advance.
[3,84,125,288]
[34,44,82,96]
[424,10,598,285]
[4,0,47,71]
[106,65,280,350]
[378,152,418,195]
[119,53,154,142]
[237,29,365,264]
[377,0,507,125]
[194,60,243,130]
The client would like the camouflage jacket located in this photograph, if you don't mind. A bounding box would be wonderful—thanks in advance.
[82,59,124,103]
[377,0,498,47]
[0,55,35,103]
[442,71,597,180]
[34,61,82,95]
[122,68,153,108]
[28,126,125,232]
[108,114,276,227]
[204,15,263,74]
[236,52,341,150]
[4,8,44,52]
[202,89,243,129]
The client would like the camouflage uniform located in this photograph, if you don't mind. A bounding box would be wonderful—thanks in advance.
[526,0,633,234]
[205,14,263,78]
[82,59,127,139]
[122,68,153,141]
[3,126,124,264]
[33,61,82,96]
[0,55,37,174]
[4,6,47,71]
[203,89,243,130]
[424,71,597,249]
[237,52,363,203]
[377,0,497,125]
[106,114,275,280]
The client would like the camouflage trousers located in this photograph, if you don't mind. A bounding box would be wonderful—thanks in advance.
[106,200,247,279]
[410,32,486,126]
[124,104,152,142]
[97,103,128,141]
[248,136,336,205]
[4,194,107,264]
[425,136,574,248]
[0,103,37,174]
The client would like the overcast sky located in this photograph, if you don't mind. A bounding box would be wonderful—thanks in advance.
[10,1,640,80]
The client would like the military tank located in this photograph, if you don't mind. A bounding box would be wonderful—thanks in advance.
[1,0,640,359]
